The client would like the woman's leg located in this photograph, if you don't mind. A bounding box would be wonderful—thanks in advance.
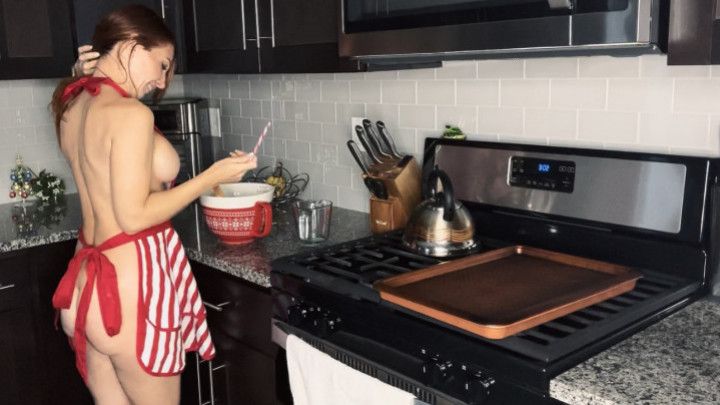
[85,342,132,405]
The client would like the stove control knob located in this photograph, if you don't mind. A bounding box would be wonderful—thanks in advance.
[423,359,453,387]
[464,371,495,405]
[287,305,307,326]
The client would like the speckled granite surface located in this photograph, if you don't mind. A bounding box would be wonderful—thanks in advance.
[0,196,82,253]
[171,201,372,287]
[551,297,720,405]
[0,194,371,288]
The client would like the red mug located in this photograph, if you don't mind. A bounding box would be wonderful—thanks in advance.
[202,201,273,245]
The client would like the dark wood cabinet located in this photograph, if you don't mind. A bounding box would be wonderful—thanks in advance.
[0,0,75,79]
[72,0,187,72]
[183,0,358,73]
[0,239,92,405]
[668,0,720,65]
[182,260,292,405]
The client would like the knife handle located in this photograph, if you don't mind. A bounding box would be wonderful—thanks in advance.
[347,140,369,175]
[362,119,392,159]
[355,125,382,164]
[376,121,403,159]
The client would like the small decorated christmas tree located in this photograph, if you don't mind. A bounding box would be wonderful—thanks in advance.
[8,154,35,203]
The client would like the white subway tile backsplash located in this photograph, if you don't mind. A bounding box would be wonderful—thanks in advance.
[525,58,578,78]
[221,99,241,116]
[7,86,33,107]
[350,80,381,103]
[477,107,523,135]
[338,187,369,212]
[297,121,323,143]
[399,105,435,129]
[579,56,640,78]
[550,79,606,109]
[285,140,310,161]
[437,105,478,134]
[324,164,352,186]
[321,81,350,102]
[308,102,336,123]
[477,59,523,78]
[272,80,295,100]
[524,109,577,139]
[311,143,338,165]
[675,79,720,113]
[295,80,322,101]
[640,55,710,78]
[639,113,708,149]
[607,79,673,112]
[366,104,400,130]
[398,68,435,80]
[250,80,272,99]
[284,101,308,121]
[241,100,262,118]
[436,61,476,79]
[174,53,720,212]
[578,110,638,143]
[417,80,455,105]
[229,80,250,99]
[456,80,499,106]
[382,80,416,104]
[500,79,550,108]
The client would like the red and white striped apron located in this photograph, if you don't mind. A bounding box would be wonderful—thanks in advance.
[52,221,215,381]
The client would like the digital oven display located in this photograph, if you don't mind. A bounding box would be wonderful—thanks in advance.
[509,156,575,192]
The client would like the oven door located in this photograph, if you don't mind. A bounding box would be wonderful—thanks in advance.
[339,0,660,60]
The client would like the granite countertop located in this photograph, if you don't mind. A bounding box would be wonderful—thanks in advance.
[551,297,720,405]
[0,193,371,288]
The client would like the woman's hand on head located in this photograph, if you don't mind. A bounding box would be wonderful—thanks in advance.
[209,150,258,185]
[72,45,100,77]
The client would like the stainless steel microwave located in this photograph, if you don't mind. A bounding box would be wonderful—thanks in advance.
[339,0,668,62]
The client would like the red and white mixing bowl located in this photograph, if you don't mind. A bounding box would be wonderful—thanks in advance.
[199,183,274,245]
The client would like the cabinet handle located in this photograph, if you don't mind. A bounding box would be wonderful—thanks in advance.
[241,0,247,50]
[192,0,200,53]
[0,283,15,292]
[254,0,261,49]
[203,301,230,312]
[160,0,166,19]
[270,0,276,47]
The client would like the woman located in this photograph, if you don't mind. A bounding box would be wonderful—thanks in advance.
[49,5,257,404]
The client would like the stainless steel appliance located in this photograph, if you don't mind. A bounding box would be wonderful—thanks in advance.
[270,139,719,404]
[149,97,223,248]
[339,0,669,63]
[148,97,223,185]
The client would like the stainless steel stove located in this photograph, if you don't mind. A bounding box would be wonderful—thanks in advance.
[270,139,719,404]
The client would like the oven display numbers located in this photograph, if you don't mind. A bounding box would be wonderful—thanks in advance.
[509,156,575,193]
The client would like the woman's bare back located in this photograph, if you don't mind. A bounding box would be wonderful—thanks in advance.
[59,85,179,246]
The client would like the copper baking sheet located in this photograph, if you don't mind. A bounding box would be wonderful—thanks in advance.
[374,246,642,340]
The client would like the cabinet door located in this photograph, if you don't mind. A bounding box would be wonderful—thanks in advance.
[0,0,75,79]
[0,251,39,405]
[257,0,360,73]
[182,0,260,73]
[33,240,94,405]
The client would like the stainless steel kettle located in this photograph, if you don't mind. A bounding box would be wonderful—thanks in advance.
[402,166,478,257]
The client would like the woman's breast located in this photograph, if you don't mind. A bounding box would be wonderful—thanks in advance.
[152,133,180,185]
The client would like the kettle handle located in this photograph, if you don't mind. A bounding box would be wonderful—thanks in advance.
[427,167,455,222]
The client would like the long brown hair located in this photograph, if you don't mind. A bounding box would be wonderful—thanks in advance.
[50,4,176,141]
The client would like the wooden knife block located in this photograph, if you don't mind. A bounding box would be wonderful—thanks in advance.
[368,156,422,234]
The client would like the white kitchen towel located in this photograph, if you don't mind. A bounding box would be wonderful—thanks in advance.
[286,334,419,405]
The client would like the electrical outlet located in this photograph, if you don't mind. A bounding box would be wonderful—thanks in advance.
[350,116,365,145]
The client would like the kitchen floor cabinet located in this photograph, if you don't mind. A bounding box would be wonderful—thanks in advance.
[183,0,358,73]
[0,239,92,405]
[0,0,75,79]
[182,260,292,405]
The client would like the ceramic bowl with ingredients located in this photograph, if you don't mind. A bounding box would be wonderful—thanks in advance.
[199,183,274,244]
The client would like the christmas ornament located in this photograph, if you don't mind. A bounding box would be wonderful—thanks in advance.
[8,154,36,204]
